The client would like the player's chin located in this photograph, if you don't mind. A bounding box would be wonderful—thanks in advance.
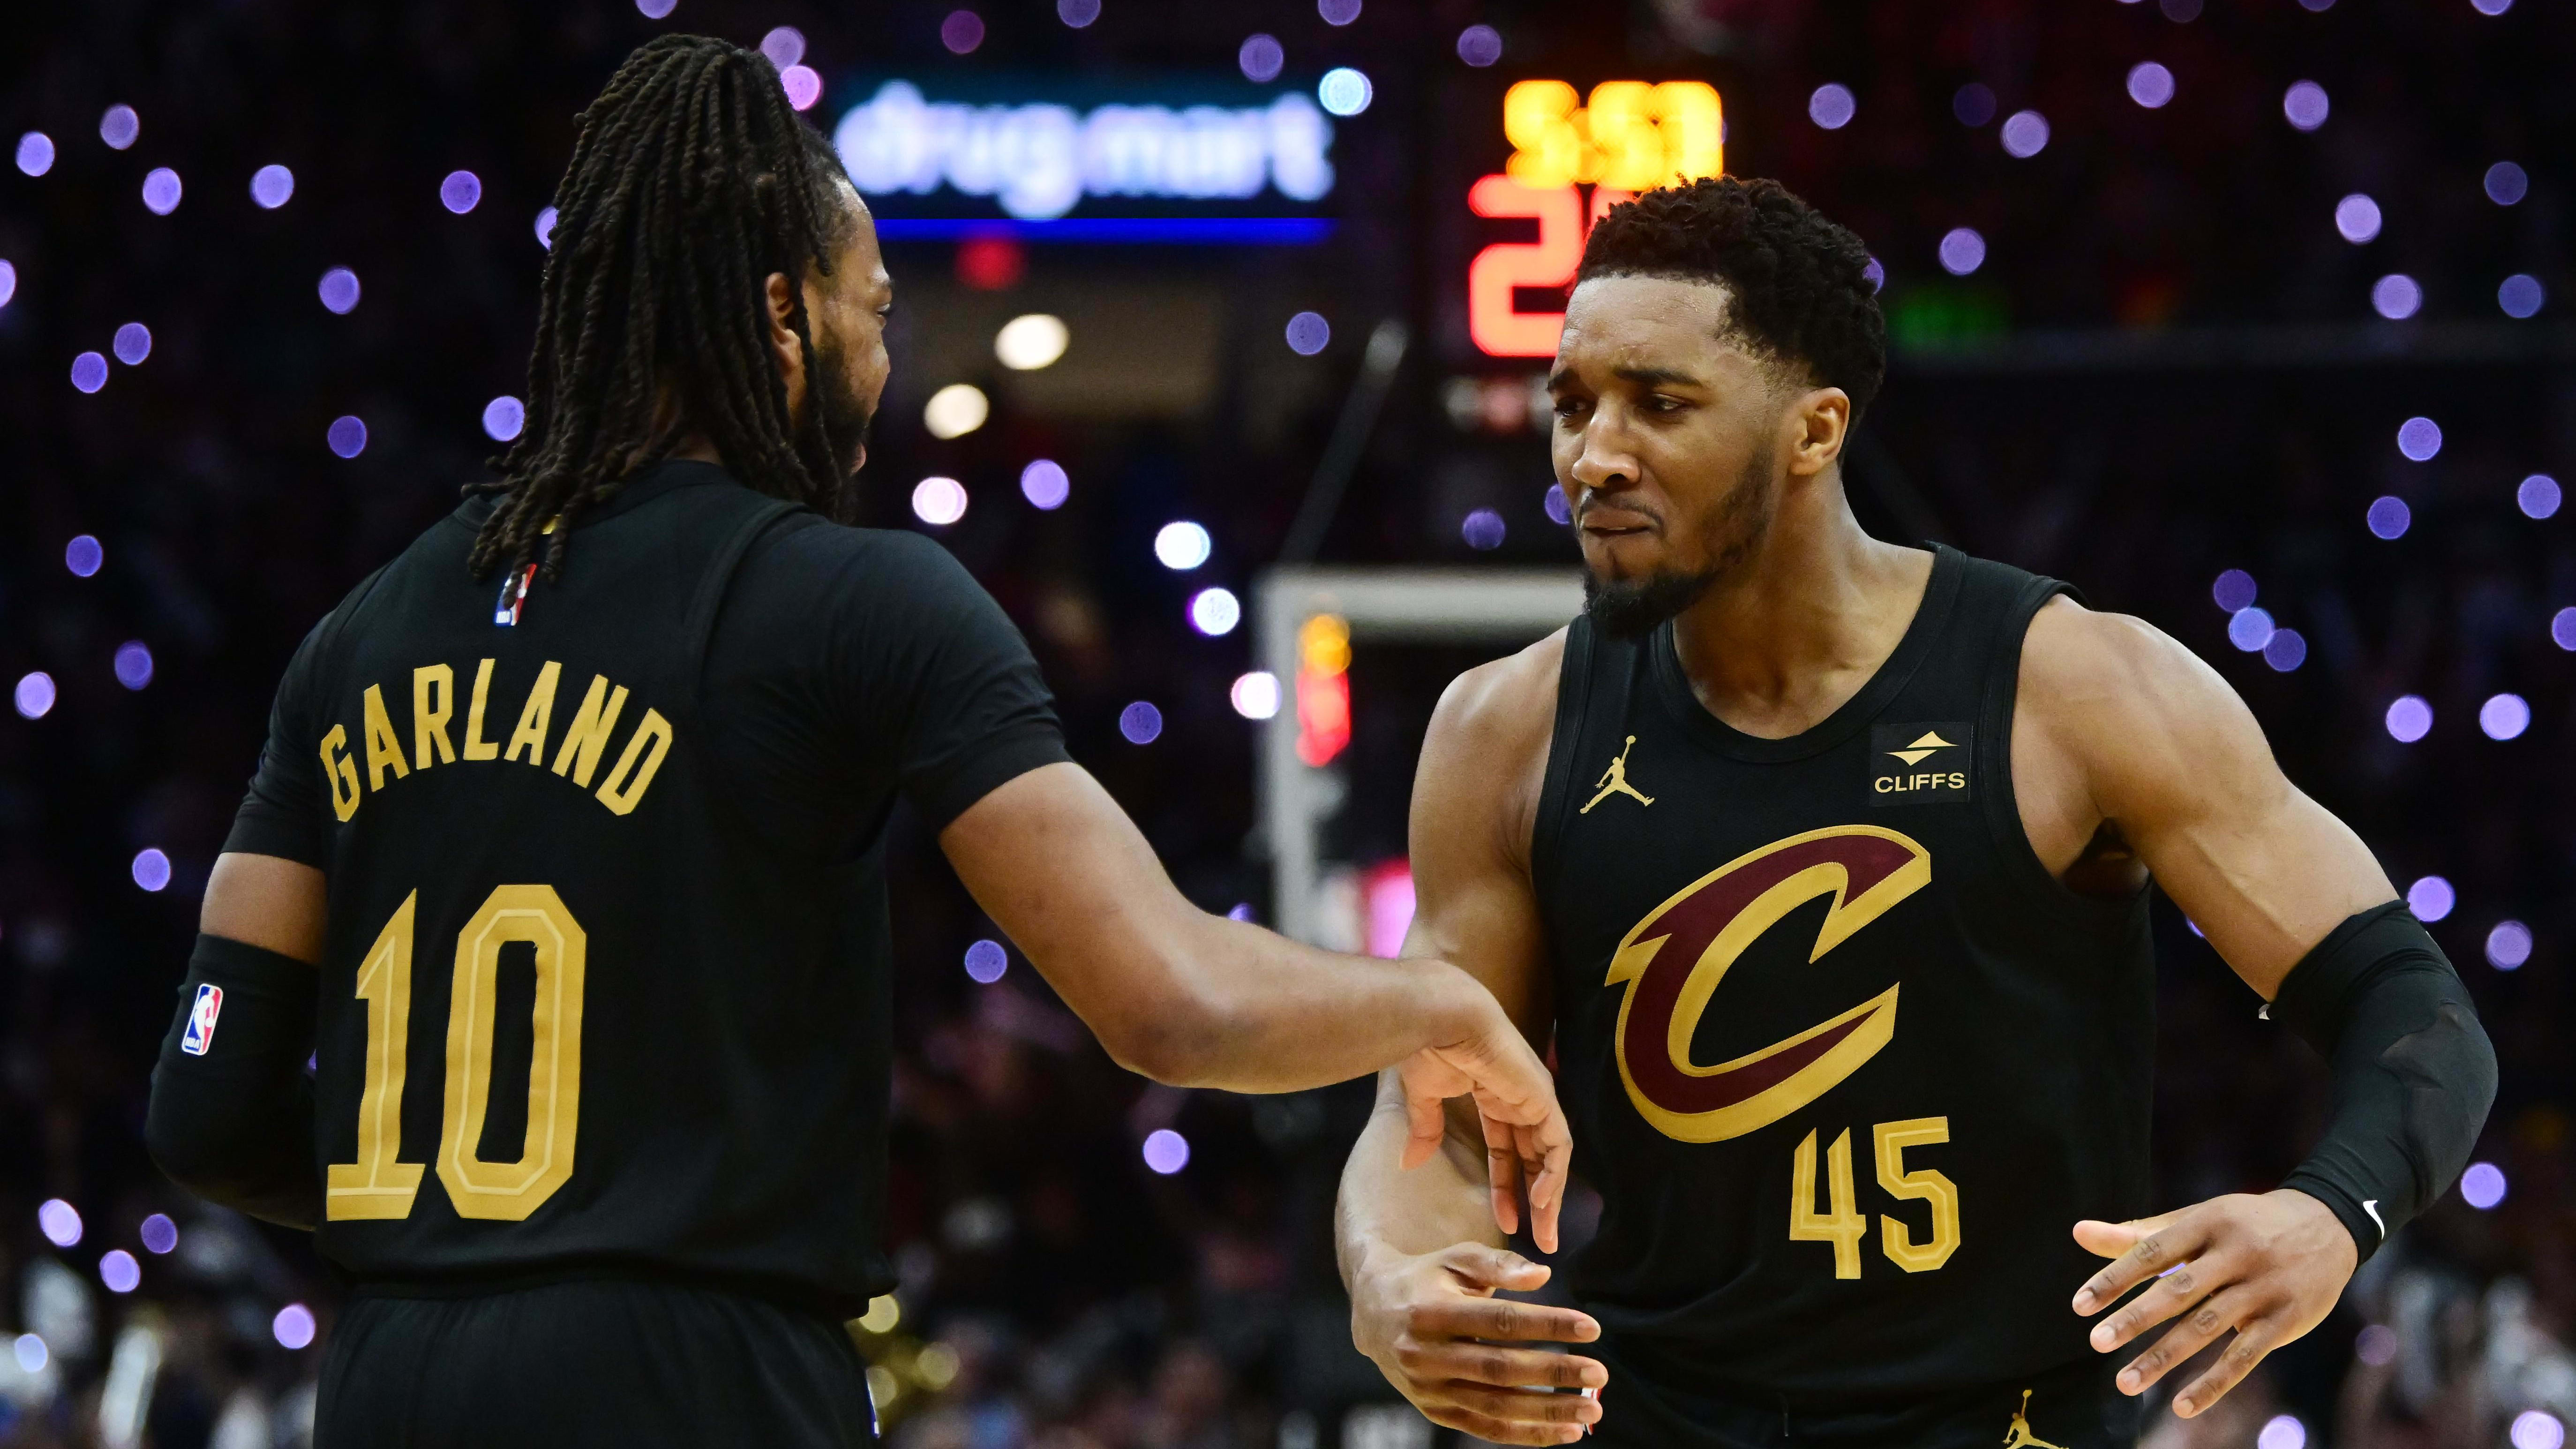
[1577,527,1666,577]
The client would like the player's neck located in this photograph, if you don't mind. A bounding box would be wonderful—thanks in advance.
[1667,485,1933,741]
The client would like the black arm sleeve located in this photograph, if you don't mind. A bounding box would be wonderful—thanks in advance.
[145,935,323,1230]
[2271,902,2498,1263]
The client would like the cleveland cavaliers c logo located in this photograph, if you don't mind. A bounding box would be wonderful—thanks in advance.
[1607,825,1930,1142]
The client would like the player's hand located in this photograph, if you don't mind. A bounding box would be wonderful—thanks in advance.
[1396,995,1573,1251]
[1350,1242,1606,1446]
[2070,1189,2357,1418]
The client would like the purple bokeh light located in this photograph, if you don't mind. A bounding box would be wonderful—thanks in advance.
[13,672,56,720]
[440,170,482,214]
[251,164,295,209]
[483,395,526,442]
[1058,0,1101,26]
[1953,83,1997,128]
[113,322,151,365]
[0,261,15,311]
[274,1305,317,1350]
[1318,0,1361,24]
[635,0,676,15]
[16,131,54,176]
[142,168,182,215]
[760,25,806,68]
[1119,702,1163,745]
[2396,416,2442,461]
[2126,62,2176,109]
[114,641,154,690]
[2511,1411,2566,1449]
[2211,568,2257,612]
[71,352,108,393]
[100,105,139,150]
[963,939,1008,983]
[140,1214,178,1254]
[38,1200,81,1248]
[2367,496,2411,539]
[99,1250,140,1294]
[2485,161,2529,206]
[2500,275,2545,319]
[781,66,822,111]
[2334,195,2381,244]
[1239,34,1285,84]
[67,535,103,577]
[133,849,172,892]
[941,10,985,53]
[2373,274,2423,320]
[2263,629,2306,672]
[2480,693,2531,741]
[1285,311,1330,355]
[1999,111,2049,158]
[1020,459,1070,510]
[2282,81,2329,130]
[2486,922,2532,971]
[328,415,368,459]
[2385,694,2432,743]
[1462,508,1506,550]
[1809,84,1856,131]
[2553,608,2576,651]
[2462,1162,2508,1209]
[2227,606,2276,652]
[2407,875,2455,922]
[2519,475,2560,519]
[1545,487,1572,526]
[319,266,361,314]
[1457,24,1502,67]
[1862,257,1885,292]
[1142,1129,1190,1175]
[535,206,558,249]
[1938,228,1986,276]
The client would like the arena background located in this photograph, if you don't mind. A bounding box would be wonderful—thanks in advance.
[3,1,2572,1445]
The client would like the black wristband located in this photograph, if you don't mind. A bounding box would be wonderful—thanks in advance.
[146,934,324,1230]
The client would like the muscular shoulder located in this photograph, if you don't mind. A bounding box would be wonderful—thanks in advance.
[1415,628,1566,868]
[2017,595,2281,822]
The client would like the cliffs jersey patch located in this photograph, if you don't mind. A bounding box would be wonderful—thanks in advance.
[1870,721,1973,806]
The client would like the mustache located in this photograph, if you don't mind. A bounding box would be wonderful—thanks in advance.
[1575,493,1663,529]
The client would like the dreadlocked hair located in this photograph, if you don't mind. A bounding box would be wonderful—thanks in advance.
[469,33,857,580]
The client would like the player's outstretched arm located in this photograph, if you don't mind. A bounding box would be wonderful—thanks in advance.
[2018,601,2496,1419]
[144,851,329,1229]
[939,758,1569,1243]
[1333,639,1606,1447]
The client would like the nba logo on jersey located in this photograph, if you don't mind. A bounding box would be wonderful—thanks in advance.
[181,983,225,1056]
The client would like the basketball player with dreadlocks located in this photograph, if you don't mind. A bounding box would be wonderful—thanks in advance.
[1335,177,2499,1448]
[141,36,1572,1447]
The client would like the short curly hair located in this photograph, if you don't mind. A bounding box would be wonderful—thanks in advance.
[1576,176,1886,418]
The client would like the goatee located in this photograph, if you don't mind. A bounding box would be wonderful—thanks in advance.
[1578,447,1776,639]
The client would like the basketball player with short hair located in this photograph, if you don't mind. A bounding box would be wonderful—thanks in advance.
[142,36,1569,1448]
[1336,177,2497,1448]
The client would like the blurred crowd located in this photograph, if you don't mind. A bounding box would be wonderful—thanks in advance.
[4,0,2573,1446]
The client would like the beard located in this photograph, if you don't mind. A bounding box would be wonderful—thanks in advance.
[808,333,877,483]
[1580,445,1777,639]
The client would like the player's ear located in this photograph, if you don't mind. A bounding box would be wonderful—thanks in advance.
[763,271,807,413]
[1784,386,1850,479]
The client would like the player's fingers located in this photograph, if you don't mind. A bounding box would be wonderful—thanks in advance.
[1441,1381,1604,1429]
[2070,1208,2185,1262]
[2073,1213,2211,1315]
[1410,1296,1601,1345]
[1482,1110,1524,1238]
[1399,1067,1453,1173]
[2088,1246,2242,1352]
[1439,1241,1552,1293]
[1514,1106,1574,1255]
[2112,1286,2257,1395]
[1394,1339,1606,1392]
[2170,1315,2284,1419]
[1421,1404,1584,1448]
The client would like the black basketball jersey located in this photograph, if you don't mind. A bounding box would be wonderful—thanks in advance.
[1532,545,2156,1412]
[225,463,1066,1316]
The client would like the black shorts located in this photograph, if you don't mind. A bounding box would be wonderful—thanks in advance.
[1588,1346,2141,1449]
[317,1278,879,1449]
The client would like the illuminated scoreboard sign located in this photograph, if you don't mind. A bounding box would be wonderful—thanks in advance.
[1468,80,1725,356]
[833,80,1335,226]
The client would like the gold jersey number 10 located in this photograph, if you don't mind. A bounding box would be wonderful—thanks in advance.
[1789,1117,1961,1279]
[325,886,587,1223]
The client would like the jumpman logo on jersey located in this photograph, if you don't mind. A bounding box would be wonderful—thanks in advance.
[1582,736,1655,813]
[2000,1390,2068,1449]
